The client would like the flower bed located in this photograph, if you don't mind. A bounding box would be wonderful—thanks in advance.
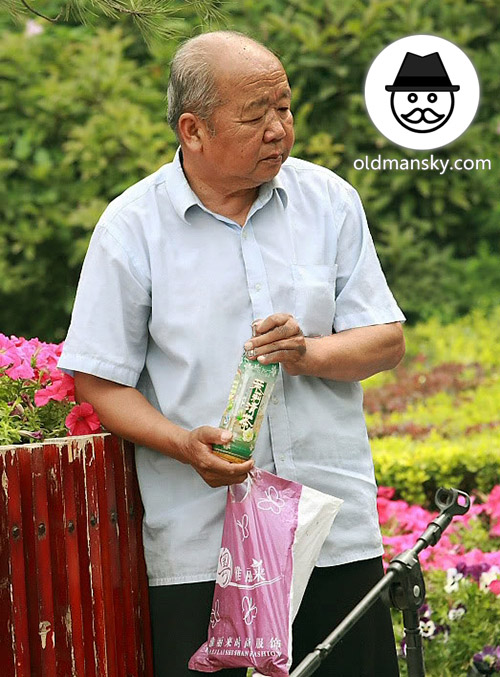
[365,309,500,675]
[379,485,500,676]
[0,333,101,444]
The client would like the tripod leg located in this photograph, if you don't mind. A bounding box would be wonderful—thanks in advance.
[402,609,425,677]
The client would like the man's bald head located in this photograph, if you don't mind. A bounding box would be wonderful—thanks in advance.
[167,31,282,140]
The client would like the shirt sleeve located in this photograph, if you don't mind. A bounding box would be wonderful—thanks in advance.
[58,223,151,387]
[333,185,405,332]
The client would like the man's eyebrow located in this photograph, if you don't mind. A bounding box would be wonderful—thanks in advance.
[245,88,292,111]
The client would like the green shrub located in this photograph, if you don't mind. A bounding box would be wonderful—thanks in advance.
[404,307,500,370]
[366,378,500,438]
[364,307,500,392]
[372,430,500,506]
[2,1,500,339]
[0,25,176,341]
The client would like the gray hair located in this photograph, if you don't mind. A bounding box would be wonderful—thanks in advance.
[167,31,272,141]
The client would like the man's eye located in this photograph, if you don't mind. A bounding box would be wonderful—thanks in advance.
[246,115,264,123]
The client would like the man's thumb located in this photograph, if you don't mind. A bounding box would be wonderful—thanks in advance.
[198,426,233,445]
[219,429,233,444]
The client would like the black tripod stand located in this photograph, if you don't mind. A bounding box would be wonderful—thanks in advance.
[290,487,471,677]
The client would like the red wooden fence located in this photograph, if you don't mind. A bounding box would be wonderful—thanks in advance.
[0,433,154,677]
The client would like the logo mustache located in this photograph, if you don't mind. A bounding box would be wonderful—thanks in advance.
[401,107,445,124]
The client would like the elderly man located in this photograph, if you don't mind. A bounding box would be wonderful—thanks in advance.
[59,31,405,677]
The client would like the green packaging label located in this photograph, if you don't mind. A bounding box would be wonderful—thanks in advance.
[238,378,267,434]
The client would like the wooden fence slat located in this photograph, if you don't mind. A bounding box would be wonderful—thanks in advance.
[61,439,87,676]
[0,434,154,677]
[32,445,58,675]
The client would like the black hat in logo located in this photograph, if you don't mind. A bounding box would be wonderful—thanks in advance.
[385,52,460,92]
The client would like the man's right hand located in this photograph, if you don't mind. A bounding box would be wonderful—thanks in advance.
[179,426,254,488]
[73,372,253,487]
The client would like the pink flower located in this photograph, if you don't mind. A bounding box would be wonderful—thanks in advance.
[490,579,500,596]
[1,334,36,380]
[6,358,35,380]
[379,485,500,575]
[378,486,396,500]
[484,486,500,537]
[65,403,101,436]
[35,373,75,407]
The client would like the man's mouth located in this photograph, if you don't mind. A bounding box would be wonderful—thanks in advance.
[401,108,445,124]
[261,152,283,162]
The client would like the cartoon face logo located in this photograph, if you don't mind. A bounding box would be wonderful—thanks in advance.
[390,90,455,133]
[386,52,460,134]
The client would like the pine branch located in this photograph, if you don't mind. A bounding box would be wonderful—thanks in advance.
[19,0,63,21]
[5,0,226,42]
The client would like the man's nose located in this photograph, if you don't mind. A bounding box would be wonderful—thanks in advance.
[263,111,287,142]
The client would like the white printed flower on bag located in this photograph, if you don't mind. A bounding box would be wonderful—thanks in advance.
[236,514,250,541]
[257,485,286,514]
[242,596,258,625]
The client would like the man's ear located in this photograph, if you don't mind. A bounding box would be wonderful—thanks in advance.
[178,112,209,151]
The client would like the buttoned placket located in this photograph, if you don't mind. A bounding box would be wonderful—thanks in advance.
[197,191,298,478]
[239,201,297,481]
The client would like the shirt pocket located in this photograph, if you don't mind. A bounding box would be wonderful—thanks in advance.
[291,263,337,337]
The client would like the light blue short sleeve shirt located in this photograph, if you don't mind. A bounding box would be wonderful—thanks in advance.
[59,150,405,585]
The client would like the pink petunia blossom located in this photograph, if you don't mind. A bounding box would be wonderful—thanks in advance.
[65,403,101,436]
[378,486,396,500]
[35,373,75,407]
[378,486,500,575]
[377,495,410,526]
[1,335,36,380]
[484,486,500,537]
[6,358,35,380]
[489,579,500,595]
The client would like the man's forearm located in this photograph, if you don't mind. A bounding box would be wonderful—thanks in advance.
[73,372,254,487]
[74,372,189,461]
[299,322,405,381]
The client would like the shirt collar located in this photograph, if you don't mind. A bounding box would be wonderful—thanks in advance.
[165,147,288,223]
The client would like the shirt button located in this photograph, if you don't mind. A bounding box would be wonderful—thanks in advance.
[255,283,262,291]
[242,231,248,240]
[279,456,285,462]
[271,396,279,405]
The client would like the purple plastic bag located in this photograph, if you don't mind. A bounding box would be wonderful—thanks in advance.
[189,469,342,676]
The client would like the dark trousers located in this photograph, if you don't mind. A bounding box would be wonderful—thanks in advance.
[148,556,400,677]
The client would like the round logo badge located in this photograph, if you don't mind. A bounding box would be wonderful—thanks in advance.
[364,35,480,150]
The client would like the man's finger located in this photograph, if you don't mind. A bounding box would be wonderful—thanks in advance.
[255,350,300,365]
[199,457,254,487]
[252,313,293,335]
[247,337,305,358]
[200,448,254,474]
[246,322,302,352]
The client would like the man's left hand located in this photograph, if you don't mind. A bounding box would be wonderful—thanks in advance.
[244,313,307,376]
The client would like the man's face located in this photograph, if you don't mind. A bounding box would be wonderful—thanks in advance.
[199,55,295,191]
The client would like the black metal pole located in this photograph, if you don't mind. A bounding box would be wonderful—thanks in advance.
[290,570,398,677]
[403,609,426,677]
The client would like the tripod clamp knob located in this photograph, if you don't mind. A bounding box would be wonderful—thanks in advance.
[383,550,426,611]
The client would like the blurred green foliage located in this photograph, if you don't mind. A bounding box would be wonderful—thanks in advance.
[0,25,176,339]
[0,0,499,340]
